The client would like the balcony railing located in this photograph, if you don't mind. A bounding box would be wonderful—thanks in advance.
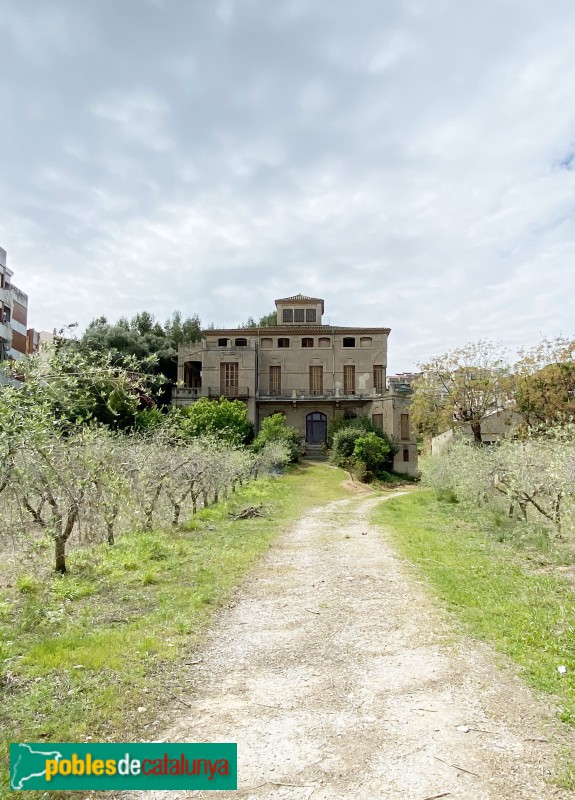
[210,387,249,399]
[257,390,379,400]
[173,386,250,401]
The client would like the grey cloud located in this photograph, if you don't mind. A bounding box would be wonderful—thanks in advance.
[1,0,575,371]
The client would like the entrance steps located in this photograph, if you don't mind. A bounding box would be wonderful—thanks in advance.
[303,444,327,462]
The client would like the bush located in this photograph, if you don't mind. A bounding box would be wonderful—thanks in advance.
[329,427,364,467]
[353,432,391,478]
[253,414,302,463]
[175,397,254,446]
[329,420,395,476]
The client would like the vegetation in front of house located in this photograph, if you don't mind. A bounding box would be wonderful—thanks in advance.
[0,462,351,798]
[0,350,291,577]
[423,422,575,537]
[373,489,575,787]
[253,413,303,463]
[327,413,396,482]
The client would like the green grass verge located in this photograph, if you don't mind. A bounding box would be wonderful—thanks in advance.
[373,490,575,787]
[1,463,349,798]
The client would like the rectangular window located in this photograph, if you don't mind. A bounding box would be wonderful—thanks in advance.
[400,413,409,440]
[309,366,323,396]
[269,365,281,396]
[343,365,355,395]
[372,413,383,428]
[403,448,410,462]
[343,337,355,348]
[294,308,305,322]
[373,365,384,393]
[220,362,239,397]
[282,309,293,323]
[306,308,316,323]
[302,337,314,348]
[278,337,290,348]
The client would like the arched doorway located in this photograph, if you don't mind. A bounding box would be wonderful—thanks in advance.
[306,411,327,444]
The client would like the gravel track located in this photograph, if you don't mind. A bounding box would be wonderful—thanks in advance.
[124,492,575,799]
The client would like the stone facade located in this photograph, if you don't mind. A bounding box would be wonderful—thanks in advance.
[175,294,418,475]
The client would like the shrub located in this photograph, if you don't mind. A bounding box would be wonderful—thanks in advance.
[330,427,364,467]
[253,414,302,463]
[329,421,395,475]
[353,432,391,471]
[175,397,254,446]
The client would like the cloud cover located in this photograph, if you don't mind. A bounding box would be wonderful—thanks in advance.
[1,0,574,371]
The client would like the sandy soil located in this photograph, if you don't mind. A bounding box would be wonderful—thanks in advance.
[124,493,575,799]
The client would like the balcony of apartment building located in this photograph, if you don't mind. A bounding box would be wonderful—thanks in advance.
[0,323,12,346]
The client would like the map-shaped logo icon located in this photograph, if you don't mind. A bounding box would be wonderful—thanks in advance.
[10,743,64,790]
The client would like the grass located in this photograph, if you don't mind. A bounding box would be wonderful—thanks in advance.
[1,462,350,799]
[373,490,575,788]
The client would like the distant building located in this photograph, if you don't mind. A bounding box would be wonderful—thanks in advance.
[0,246,31,361]
[175,293,418,475]
[431,406,522,455]
[387,372,421,392]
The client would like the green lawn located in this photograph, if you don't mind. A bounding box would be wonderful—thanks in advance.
[373,490,575,788]
[1,462,350,799]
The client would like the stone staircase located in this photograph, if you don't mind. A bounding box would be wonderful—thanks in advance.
[303,444,327,462]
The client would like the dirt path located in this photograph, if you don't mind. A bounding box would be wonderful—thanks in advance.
[129,493,574,799]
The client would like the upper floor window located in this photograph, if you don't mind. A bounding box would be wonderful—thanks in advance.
[302,337,314,348]
[218,338,228,346]
[235,338,248,347]
[306,309,316,323]
[400,413,410,440]
[282,309,293,323]
[343,337,355,348]
[318,337,331,348]
[261,337,272,349]
[373,365,384,393]
[278,337,290,348]
[294,309,305,323]
[360,337,372,348]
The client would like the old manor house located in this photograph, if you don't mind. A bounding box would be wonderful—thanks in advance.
[175,294,417,475]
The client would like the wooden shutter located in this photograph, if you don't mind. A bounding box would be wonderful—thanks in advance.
[400,412,409,439]
[269,365,281,396]
[309,366,323,396]
[344,365,355,395]
[373,365,383,393]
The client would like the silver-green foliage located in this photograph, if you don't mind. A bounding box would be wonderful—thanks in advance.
[423,425,575,537]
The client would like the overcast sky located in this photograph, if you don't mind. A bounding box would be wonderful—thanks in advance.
[1,0,574,372]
